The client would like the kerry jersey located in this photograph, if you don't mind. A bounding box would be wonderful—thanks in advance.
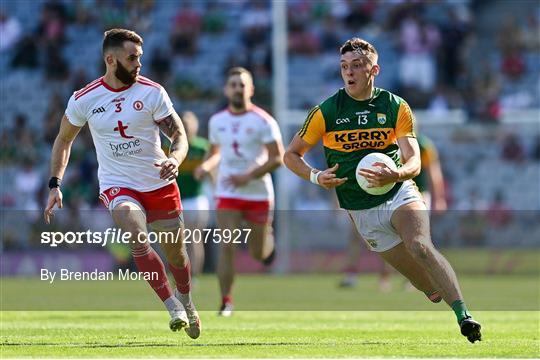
[298,87,416,210]
[65,76,175,193]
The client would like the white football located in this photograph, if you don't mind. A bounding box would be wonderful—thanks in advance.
[356,152,398,195]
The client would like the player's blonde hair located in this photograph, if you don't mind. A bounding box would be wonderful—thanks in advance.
[227,67,253,82]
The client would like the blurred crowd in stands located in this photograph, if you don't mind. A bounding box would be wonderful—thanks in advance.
[1,0,539,250]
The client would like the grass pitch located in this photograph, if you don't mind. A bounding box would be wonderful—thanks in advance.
[1,274,539,358]
[1,310,538,358]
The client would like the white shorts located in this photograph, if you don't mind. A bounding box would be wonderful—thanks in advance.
[182,195,210,211]
[347,180,425,253]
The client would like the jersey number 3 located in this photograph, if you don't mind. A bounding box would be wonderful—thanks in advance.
[115,103,122,113]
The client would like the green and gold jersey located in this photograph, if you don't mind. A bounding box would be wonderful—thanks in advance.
[414,134,438,193]
[298,87,416,210]
[162,136,209,199]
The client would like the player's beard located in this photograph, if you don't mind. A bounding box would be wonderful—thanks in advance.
[230,94,246,110]
[115,60,137,86]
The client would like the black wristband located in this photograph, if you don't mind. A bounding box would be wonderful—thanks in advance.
[48,177,62,189]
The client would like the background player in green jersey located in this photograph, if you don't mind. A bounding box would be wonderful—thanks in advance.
[284,37,481,343]
[339,134,448,291]
[162,111,210,279]
[176,111,210,279]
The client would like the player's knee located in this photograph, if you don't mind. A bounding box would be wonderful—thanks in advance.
[405,238,432,260]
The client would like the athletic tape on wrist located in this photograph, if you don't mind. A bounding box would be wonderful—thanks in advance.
[310,170,321,185]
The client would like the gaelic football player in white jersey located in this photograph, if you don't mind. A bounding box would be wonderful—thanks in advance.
[195,67,284,316]
[43,29,200,339]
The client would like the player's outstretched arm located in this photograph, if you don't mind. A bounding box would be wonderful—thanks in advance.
[227,140,284,187]
[194,144,221,181]
[44,115,82,224]
[156,111,189,180]
[284,134,347,190]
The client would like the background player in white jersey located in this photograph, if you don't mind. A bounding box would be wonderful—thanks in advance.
[195,67,284,316]
[43,28,200,339]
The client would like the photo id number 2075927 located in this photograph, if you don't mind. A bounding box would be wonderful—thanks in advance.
[183,228,252,244]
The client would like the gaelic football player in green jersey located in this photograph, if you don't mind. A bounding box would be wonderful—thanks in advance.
[339,134,448,291]
[284,37,481,343]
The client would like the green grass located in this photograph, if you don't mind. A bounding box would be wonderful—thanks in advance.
[1,274,539,358]
[1,310,538,358]
[1,273,538,310]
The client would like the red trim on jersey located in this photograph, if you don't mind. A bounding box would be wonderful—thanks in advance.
[227,105,252,115]
[75,78,101,94]
[137,79,161,89]
[251,105,274,124]
[137,76,161,89]
[100,78,133,92]
[75,81,103,100]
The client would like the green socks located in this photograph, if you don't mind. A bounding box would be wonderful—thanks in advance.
[451,299,472,324]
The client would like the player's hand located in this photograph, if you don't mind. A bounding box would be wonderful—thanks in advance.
[225,173,252,188]
[44,187,63,224]
[358,162,399,188]
[194,165,208,181]
[154,157,179,181]
[432,197,447,213]
[317,164,348,190]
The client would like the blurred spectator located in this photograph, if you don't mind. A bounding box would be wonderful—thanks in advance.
[44,43,70,80]
[319,16,342,53]
[397,16,441,106]
[97,0,128,30]
[35,1,67,47]
[14,159,41,211]
[466,60,502,122]
[455,188,488,211]
[125,0,154,33]
[10,35,39,68]
[438,6,472,88]
[289,22,320,55]
[497,17,525,54]
[501,134,525,162]
[532,135,540,161]
[72,1,93,26]
[523,13,540,51]
[170,3,202,56]
[202,2,227,34]
[344,0,377,32]
[501,50,526,79]
[240,1,270,50]
[486,190,512,228]
[0,131,16,165]
[150,48,172,84]
[0,10,22,52]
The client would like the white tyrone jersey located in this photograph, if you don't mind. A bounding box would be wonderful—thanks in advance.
[65,76,175,193]
[209,105,282,201]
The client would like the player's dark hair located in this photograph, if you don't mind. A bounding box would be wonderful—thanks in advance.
[340,37,378,57]
[227,67,252,79]
[102,28,143,54]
